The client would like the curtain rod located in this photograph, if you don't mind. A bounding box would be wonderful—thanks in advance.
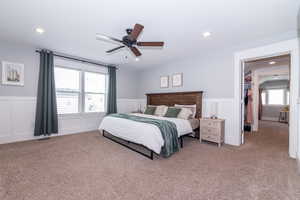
[35,49,118,69]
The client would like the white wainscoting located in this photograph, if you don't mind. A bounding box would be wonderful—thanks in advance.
[0,97,236,146]
[202,98,237,146]
[0,97,37,144]
[0,97,140,144]
[297,99,300,171]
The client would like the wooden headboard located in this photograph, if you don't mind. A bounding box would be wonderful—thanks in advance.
[146,91,203,118]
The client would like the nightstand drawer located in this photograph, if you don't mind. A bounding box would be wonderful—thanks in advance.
[201,134,220,142]
[200,127,219,136]
[200,120,220,128]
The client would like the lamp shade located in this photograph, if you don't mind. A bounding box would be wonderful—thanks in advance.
[210,102,219,118]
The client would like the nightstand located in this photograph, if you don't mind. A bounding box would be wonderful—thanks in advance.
[200,118,225,147]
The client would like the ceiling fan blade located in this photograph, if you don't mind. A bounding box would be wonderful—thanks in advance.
[96,34,123,44]
[106,46,125,53]
[130,24,144,40]
[130,47,142,57]
[137,42,164,47]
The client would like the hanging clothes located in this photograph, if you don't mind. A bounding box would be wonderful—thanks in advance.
[258,88,263,120]
[246,89,253,124]
[244,89,248,106]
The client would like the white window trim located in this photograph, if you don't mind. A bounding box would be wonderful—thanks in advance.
[54,63,108,116]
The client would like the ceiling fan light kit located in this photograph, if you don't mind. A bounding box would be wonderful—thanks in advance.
[96,23,164,57]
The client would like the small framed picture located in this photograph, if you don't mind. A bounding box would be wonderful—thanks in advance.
[1,61,24,86]
[172,73,183,87]
[160,75,169,88]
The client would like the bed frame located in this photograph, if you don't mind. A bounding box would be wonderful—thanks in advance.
[103,130,185,160]
[103,91,203,160]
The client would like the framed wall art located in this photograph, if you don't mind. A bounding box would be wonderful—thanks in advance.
[172,73,183,87]
[1,61,24,86]
[160,75,169,88]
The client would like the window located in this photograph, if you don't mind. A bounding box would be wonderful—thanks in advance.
[268,89,284,105]
[261,91,266,105]
[55,67,80,114]
[262,89,289,106]
[84,72,106,112]
[55,66,107,114]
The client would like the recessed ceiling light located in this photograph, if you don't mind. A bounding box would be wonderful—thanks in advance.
[135,57,140,62]
[35,27,45,34]
[269,61,276,65]
[202,32,211,38]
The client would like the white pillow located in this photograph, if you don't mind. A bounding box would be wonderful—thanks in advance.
[175,104,197,118]
[177,107,193,120]
[154,105,168,117]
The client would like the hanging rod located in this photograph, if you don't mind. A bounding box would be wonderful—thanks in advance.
[35,49,118,69]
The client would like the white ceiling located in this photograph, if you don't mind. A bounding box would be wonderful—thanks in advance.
[245,54,290,73]
[0,0,299,68]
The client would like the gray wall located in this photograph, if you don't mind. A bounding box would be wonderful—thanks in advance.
[135,29,297,99]
[136,50,235,99]
[0,41,139,99]
[117,67,138,98]
[136,34,297,99]
[262,105,285,120]
[0,41,39,96]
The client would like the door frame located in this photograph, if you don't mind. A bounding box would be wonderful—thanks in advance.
[240,61,245,144]
[234,39,299,158]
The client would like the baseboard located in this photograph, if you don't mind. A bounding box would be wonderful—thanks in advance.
[0,129,98,145]
[261,117,278,121]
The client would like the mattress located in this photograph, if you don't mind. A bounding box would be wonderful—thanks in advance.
[99,113,193,154]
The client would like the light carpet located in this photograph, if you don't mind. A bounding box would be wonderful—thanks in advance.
[0,121,299,200]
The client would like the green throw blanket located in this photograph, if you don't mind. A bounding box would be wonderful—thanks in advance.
[108,113,179,158]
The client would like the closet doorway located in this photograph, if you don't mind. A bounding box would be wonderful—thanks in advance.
[234,39,299,158]
[241,54,290,150]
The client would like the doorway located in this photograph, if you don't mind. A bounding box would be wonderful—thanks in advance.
[241,55,290,149]
[234,39,299,158]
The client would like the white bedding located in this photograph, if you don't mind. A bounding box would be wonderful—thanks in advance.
[98,113,193,154]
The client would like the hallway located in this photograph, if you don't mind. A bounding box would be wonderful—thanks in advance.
[245,120,289,155]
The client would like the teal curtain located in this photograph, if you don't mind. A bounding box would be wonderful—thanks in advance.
[34,50,58,136]
[107,66,117,114]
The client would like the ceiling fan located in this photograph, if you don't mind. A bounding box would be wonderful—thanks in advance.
[96,23,164,57]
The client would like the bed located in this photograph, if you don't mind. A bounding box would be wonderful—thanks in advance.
[99,91,203,159]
